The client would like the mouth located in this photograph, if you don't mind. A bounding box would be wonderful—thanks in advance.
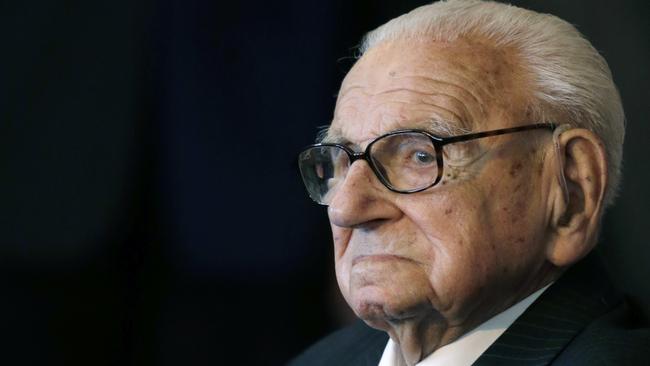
[352,254,413,266]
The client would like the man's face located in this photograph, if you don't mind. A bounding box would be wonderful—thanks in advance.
[328,39,556,332]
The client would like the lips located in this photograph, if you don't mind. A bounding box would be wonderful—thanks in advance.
[352,254,413,266]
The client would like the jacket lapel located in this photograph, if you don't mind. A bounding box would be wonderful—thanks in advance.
[473,253,623,365]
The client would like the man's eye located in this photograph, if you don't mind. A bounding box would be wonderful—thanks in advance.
[410,151,435,165]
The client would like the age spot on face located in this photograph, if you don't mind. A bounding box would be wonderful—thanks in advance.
[525,109,532,118]
[515,200,527,214]
[509,161,523,177]
[445,170,459,180]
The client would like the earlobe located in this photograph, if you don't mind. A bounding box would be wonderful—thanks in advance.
[546,128,608,267]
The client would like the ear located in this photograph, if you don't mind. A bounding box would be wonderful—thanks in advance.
[546,128,608,267]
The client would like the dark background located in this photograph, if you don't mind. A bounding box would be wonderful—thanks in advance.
[1,0,648,365]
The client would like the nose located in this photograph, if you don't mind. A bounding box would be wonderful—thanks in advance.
[327,160,401,228]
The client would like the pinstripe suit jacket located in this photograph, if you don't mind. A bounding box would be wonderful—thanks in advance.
[290,254,650,365]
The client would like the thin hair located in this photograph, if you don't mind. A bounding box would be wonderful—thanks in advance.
[359,0,625,208]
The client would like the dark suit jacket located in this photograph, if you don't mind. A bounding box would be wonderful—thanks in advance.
[290,254,650,365]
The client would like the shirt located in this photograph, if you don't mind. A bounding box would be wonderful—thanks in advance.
[377,285,550,366]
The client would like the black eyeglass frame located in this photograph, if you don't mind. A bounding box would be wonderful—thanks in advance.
[299,123,557,199]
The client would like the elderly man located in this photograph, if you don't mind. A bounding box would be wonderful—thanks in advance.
[291,1,649,365]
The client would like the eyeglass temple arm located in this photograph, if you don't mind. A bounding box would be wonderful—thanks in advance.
[440,123,557,145]
[552,124,572,205]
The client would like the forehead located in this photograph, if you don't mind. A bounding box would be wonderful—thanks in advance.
[328,38,530,145]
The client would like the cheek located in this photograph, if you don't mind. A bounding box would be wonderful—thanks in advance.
[401,190,495,294]
[401,171,542,302]
[492,161,546,242]
[479,158,550,278]
[403,186,487,246]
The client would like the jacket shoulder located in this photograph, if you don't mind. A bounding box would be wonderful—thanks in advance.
[553,302,650,365]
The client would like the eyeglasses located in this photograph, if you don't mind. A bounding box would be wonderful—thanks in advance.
[298,123,557,205]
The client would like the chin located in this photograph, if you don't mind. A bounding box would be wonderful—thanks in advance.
[351,286,390,316]
[351,295,394,331]
[349,284,429,324]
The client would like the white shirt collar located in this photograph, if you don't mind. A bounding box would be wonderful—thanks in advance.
[377,285,550,366]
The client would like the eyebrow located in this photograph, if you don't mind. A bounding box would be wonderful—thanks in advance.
[319,118,472,146]
[320,129,357,149]
[318,126,343,144]
[412,119,472,136]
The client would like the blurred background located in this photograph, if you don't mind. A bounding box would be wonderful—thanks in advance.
[1,0,648,365]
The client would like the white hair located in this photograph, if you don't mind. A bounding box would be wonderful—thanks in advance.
[360,0,625,208]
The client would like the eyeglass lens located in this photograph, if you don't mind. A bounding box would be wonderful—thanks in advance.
[298,132,440,205]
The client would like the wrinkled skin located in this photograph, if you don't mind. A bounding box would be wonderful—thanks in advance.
[325,38,571,365]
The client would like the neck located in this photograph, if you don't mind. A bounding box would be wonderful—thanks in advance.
[386,314,464,366]
[386,265,561,365]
